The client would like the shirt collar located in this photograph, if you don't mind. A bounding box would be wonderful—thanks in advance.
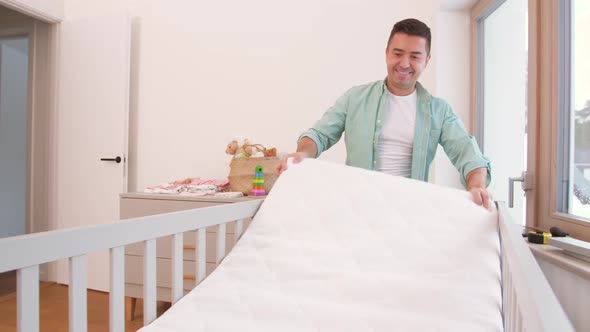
[381,78,428,97]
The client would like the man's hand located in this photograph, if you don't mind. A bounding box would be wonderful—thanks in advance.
[466,167,491,209]
[275,137,318,176]
[275,152,308,176]
[468,187,491,210]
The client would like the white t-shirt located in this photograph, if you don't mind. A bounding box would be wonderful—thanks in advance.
[377,89,417,177]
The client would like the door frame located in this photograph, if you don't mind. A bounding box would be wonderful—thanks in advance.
[1,21,59,232]
[0,1,61,280]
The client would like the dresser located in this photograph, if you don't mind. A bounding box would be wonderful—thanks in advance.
[119,193,260,320]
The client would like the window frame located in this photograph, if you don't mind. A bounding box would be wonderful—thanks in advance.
[539,0,590,239]
[472,0,507,151]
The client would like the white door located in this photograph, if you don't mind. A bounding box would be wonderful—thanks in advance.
[480,0,528,225]
[55,14,130,291]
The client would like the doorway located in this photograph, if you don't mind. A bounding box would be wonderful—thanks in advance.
[0,7,31,298]
[0,4,56,284]
[0,36,29,239]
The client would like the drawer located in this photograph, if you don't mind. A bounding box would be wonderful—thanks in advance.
[125,231,236,263]
[125,255,216,290]
[125,283,191,301]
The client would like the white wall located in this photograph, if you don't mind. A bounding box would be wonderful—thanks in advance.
[0,38,28,238]
[431,10,472,189]
[63,0,446,191]
[62,1,477,192]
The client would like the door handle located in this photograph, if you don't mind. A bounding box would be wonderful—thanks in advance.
[100,156,122,163]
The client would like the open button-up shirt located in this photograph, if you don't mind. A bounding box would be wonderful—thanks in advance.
[299,80,491,187]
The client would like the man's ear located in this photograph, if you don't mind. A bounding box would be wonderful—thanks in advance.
[425,53,432,66]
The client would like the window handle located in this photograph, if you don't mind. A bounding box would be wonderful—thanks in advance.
[508,171,532,208]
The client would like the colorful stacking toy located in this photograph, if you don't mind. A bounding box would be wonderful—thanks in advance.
[250,165,266,196]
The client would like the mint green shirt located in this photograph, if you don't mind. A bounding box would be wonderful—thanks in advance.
[299,80,491,187]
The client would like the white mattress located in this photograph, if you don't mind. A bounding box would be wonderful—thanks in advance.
[140,159,502,331]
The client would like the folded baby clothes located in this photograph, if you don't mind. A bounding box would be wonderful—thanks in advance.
[144,183,185,194]
[144,178,230,195]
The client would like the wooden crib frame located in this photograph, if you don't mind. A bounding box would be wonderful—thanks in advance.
[0,201,574,332]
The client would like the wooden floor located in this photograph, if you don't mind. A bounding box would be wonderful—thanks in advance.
[0,272,16,298]
[0,283,170,332]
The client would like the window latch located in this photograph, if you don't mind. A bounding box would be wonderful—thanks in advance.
[508,171,533,208]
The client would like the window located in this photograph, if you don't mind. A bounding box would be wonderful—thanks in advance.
[529,0,590,241]
[568,0,590,219]
[473,0,590,240]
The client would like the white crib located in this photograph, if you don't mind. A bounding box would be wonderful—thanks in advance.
[0,201,574,332]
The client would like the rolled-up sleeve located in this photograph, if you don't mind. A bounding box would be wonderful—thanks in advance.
[298,89,351,157]
[439,105,492,188]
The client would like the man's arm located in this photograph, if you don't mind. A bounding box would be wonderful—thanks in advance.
[276,88,353,176]
[466,167,491,209]
[436,102,491,208]
[296,137,318,158]
[437,103,491,186]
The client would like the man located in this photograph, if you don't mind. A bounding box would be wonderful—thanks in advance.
[276,18,491,209]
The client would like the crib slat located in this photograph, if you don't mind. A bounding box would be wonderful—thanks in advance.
[171,233,183,303]
[503,258,508,331]
[235,219,244,243]
[513,290,519,332]
[502,255,507,325]
[505,265,511,331]
[17,265,39,332]
[197,228,206,283]
[217,223,226,264]
[509,275,517,332]
[69,255,87,332]
[143,239,157,325]
[109,246,124,332]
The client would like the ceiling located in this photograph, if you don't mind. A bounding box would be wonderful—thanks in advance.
[439,0,480,11]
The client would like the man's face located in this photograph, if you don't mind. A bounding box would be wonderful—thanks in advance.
[385,32,431,95]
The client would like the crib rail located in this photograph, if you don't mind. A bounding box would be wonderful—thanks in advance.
[497,202,574,332]
[0,199,263,332]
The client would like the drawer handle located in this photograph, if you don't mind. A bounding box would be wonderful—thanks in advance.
[183,274,195,280]
[183,244,195,250]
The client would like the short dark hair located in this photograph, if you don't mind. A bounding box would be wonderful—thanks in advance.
[387,18,431,54]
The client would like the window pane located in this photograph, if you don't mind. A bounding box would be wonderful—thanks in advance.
[570,0,590,219]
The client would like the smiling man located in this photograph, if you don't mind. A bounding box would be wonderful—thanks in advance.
[277,18,492,208]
